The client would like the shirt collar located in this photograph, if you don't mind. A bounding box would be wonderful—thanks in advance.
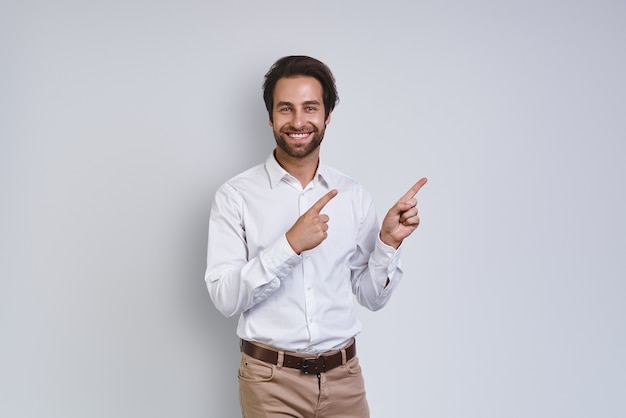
[265,152,332,189]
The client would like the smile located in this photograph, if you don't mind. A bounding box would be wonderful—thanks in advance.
[288,132,311,139]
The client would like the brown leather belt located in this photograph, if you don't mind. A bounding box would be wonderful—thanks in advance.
[241,339,356,375]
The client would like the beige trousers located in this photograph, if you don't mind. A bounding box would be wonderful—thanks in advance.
[238,344,370,418]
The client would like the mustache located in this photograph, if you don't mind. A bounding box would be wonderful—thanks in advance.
[280,125,319,133]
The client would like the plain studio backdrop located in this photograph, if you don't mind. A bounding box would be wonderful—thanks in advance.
[1,0,624,417]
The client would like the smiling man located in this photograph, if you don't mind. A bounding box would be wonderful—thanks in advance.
[272,76,327,159]
[205,55,427,417]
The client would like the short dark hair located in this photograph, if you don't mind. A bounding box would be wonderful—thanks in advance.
[263,55,339,122]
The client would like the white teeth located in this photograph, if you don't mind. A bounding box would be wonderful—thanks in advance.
[289,133,309,139]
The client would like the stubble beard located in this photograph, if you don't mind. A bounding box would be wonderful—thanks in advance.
[274,125,326,159]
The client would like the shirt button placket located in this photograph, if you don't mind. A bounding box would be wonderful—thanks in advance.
[300,189,318,342]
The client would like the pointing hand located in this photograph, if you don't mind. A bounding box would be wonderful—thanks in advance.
[380,178,427,249]
[286,189,338,255]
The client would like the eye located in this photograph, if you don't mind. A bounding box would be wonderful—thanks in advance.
[306,106,317,112]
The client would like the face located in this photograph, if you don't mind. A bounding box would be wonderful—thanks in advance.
[270,76,332,160]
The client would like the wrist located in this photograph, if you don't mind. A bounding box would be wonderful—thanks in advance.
[285,232,302,255]
[379,232,401,249]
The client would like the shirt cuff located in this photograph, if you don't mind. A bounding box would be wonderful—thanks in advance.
[372,236,402,281]
[259,234,302,280]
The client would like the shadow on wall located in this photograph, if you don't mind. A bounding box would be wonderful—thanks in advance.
[204,305,241,415]
[179,192,242,415]
[185,85,271,415]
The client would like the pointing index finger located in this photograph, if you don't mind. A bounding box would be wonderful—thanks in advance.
[310,189,338,213]
[400,177,428,202]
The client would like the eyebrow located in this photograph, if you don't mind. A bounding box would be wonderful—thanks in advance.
[275,100,321,108]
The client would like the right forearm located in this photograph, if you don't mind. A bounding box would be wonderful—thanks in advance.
[205,235,302,317]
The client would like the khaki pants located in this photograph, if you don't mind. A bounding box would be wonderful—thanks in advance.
[238,344,370,418]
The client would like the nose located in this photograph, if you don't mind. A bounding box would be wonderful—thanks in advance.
[291,109,304,129]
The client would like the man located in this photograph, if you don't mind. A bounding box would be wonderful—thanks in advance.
[205,55,427,417]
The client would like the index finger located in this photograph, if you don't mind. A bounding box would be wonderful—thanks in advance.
[310,189,338,213]
[400,177,428,202]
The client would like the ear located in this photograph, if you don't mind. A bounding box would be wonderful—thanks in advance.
[325,112,332,126]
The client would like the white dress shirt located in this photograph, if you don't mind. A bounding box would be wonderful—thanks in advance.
[205,153,404,353]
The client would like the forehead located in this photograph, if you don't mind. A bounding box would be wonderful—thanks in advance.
[273,76,323,104]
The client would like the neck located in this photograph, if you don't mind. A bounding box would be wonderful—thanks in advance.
[274,148,319,187]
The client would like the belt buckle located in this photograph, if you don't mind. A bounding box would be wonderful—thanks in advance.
[300,357,323,375]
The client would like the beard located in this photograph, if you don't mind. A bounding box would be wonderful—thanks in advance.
[273,124,326,159]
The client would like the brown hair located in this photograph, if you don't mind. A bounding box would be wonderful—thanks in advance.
[263,55,339,122]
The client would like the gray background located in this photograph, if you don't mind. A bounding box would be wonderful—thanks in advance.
[1,0,625,417]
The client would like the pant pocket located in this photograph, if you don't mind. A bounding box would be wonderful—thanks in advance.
[238,353,275,383]
[346,355,363,376]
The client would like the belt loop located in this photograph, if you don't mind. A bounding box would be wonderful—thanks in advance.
[341,348,347,365]
[276,350,284,369]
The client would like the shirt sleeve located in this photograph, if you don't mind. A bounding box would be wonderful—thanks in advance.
[349,188,404,311]
[204,183,301,317]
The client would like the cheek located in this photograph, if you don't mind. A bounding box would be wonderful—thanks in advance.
[271,115,288,129]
